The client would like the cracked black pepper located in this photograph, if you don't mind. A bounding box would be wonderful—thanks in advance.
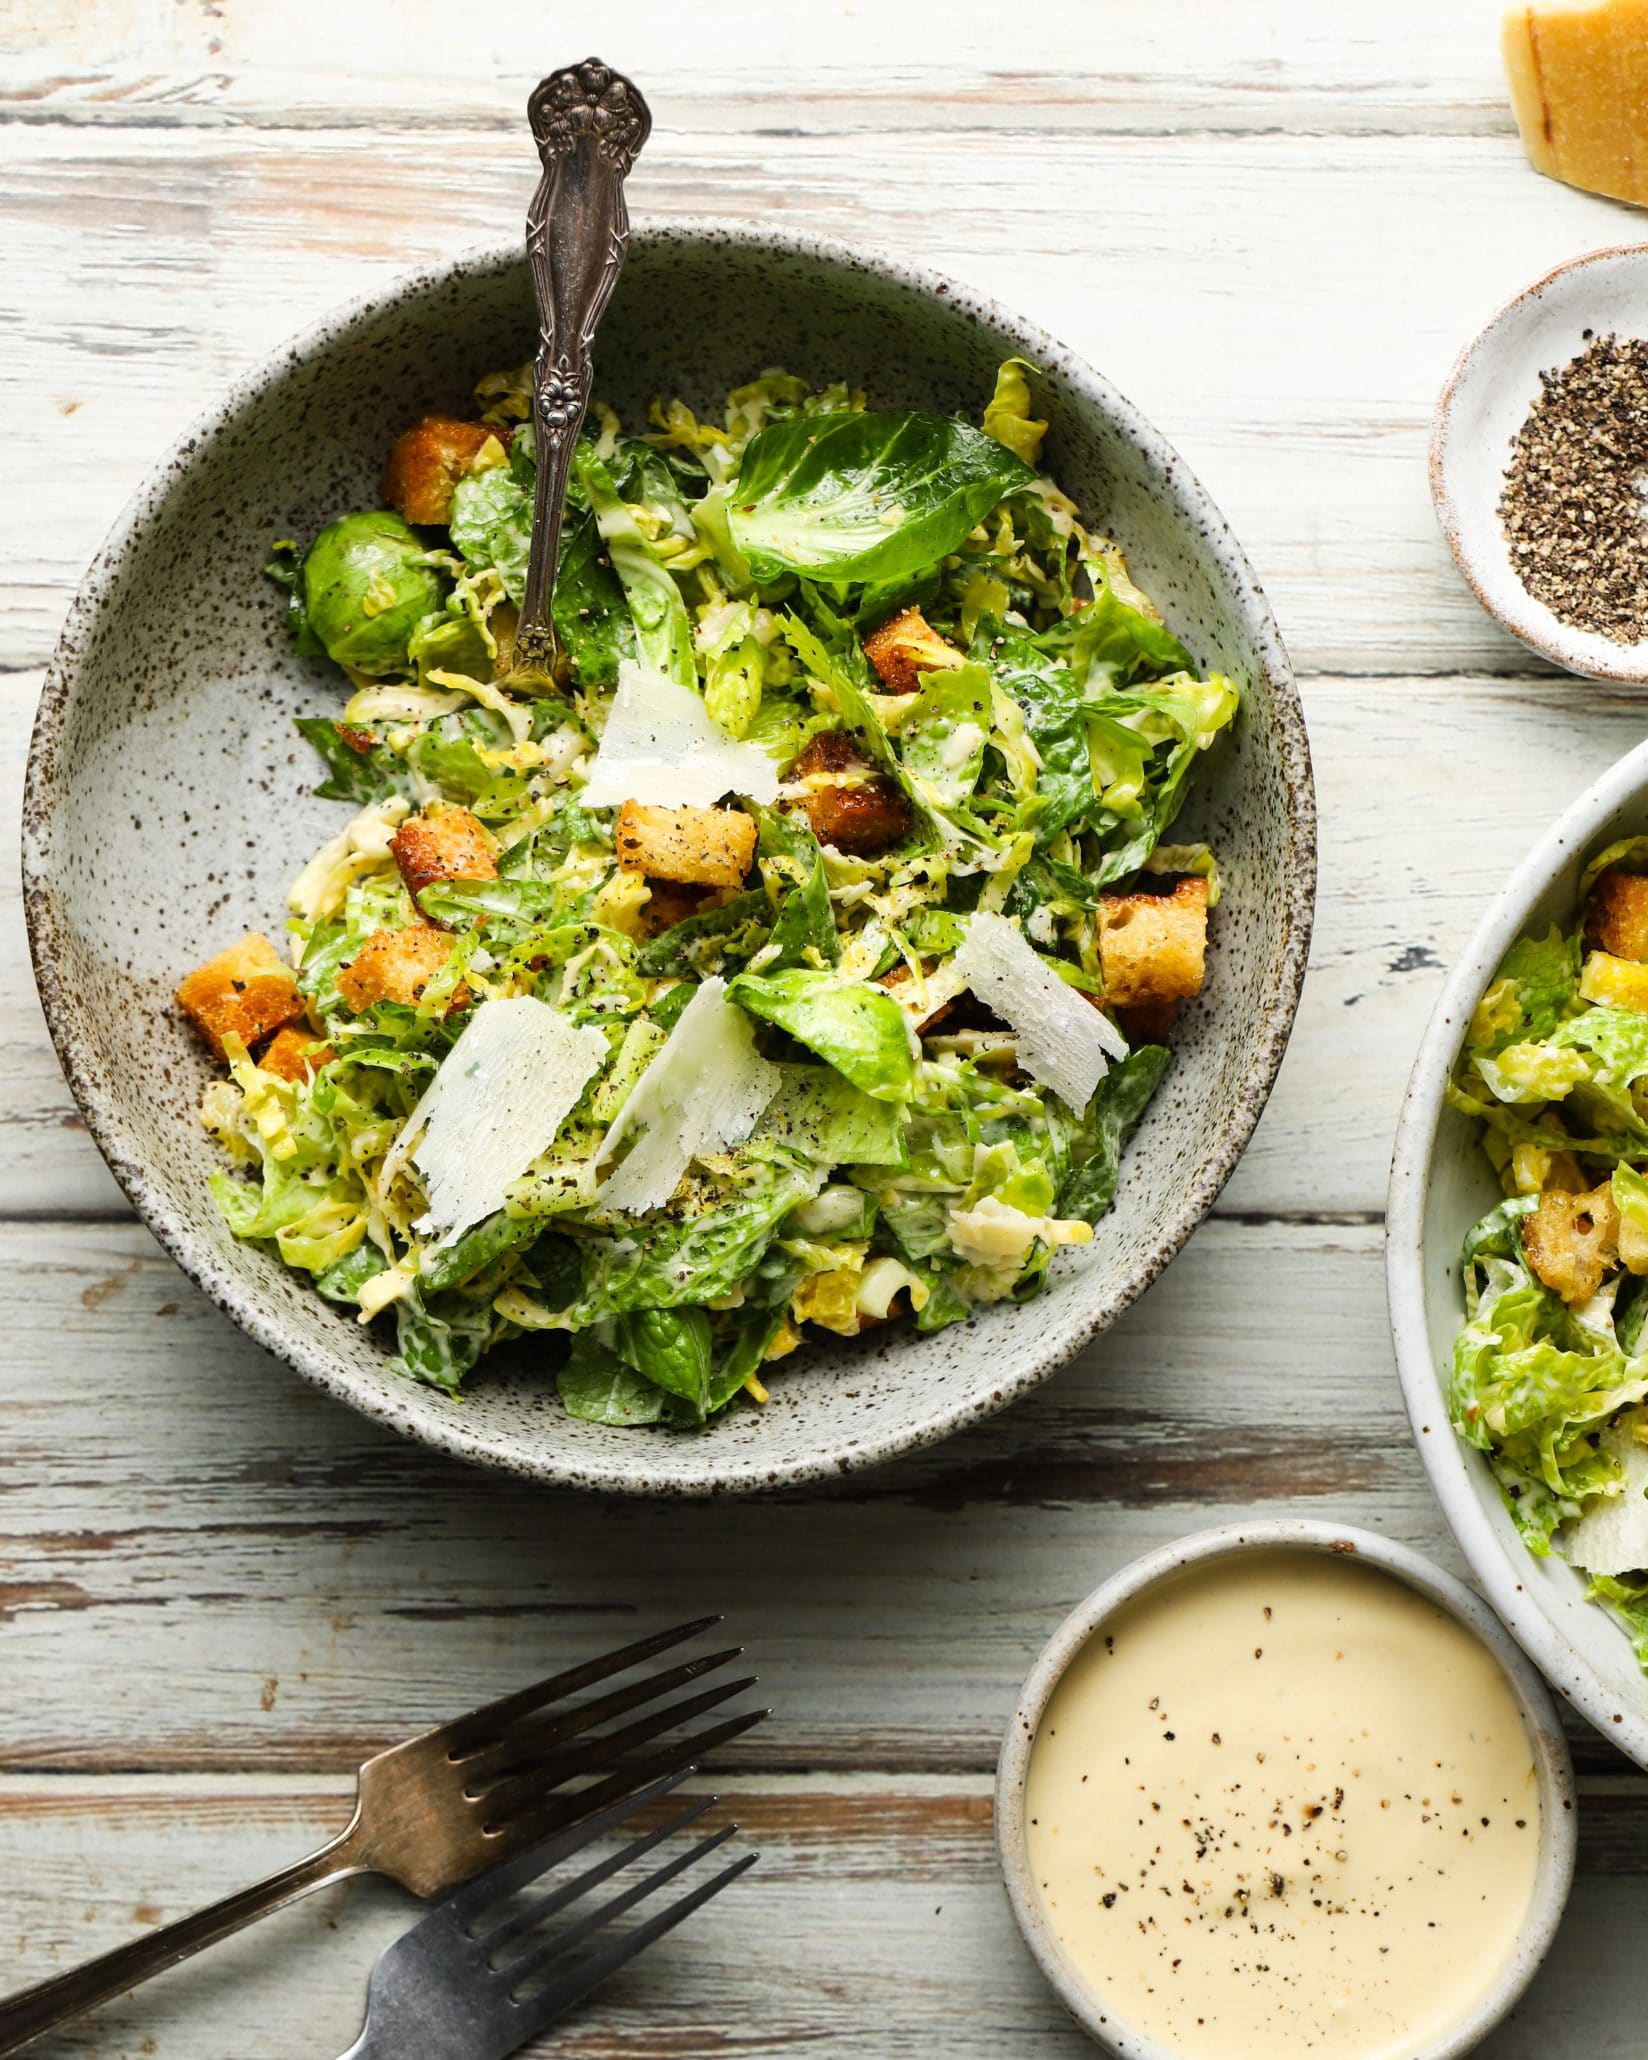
[1499,331,1648,646]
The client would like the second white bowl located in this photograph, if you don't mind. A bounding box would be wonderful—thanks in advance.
[1389,735,1648,1763]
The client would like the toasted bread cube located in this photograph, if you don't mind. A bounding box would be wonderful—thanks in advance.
[785,731,912,856]
[1523,1181,1620,1305]
[614,802,757,888]
[257,1025,337,1083]
[863,606,965,694]
[1587,870,1648,963]
[380,414,495,526]
[390,806,498,920]
[336,925,461,1012]
[1097,878,1209,1009]
[1581,950,1648,1014]
[882,956,960,1033]
[177,933,305,1061]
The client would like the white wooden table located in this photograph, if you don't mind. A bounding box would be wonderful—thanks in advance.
[5,2,1647,2051]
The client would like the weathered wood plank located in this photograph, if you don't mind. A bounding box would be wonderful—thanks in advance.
[0,124,1633,675]
[0,1773,1643,2059]
[8,668,1647,1220]
[0,0,1514,134]
[0,1210,1595,1775]
[1218,671,1648,1215]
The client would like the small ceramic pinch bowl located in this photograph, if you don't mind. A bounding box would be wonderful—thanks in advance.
[996,1520,1577,2058]
[1390,736,1648,1763]
[24,224,1314,1495]
[1431,243,1648,681]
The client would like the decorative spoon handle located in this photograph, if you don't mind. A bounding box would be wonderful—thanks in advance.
[513,58,652,674]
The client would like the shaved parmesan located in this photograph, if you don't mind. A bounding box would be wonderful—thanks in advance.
[953,911,1125,1112]
[596,977,781,1215]
[385,998,606,1247]
[946,1195,1092,1269]
[1565,1419,1648,1577]
[581,661,779,809]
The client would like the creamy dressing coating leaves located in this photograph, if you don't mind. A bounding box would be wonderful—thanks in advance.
[1450,838,1648,1662]
[201,362,1238,1420]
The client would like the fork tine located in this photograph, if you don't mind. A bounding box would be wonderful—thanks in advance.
[498,1825,741,1991]
[458,1647,744,1775]
[443,1766,694,1932]
[476,1795,718,1960]
[474,1678,759,1827]
[435,1618,722,1757]
[486,1705,768,1849]
[502,1849,759,2035]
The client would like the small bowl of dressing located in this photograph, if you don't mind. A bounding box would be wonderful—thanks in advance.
[996,1521,1576,2060]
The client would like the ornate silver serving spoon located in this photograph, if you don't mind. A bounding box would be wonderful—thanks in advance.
[510,57,651,683]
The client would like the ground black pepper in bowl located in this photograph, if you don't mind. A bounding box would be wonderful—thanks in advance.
[1499,331,1648,646]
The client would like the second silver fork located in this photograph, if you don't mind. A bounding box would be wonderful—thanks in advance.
[338,1766,757,2060]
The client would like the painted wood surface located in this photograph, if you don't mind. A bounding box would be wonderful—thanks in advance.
[6,0,1648,2051]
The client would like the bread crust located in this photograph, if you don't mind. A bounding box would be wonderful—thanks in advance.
[177,933,306,1060]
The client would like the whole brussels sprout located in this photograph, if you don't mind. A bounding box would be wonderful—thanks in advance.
[301,510,447,675]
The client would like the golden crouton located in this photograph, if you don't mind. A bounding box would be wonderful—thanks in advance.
[785,731,912,856]
[257,1025,337,1083]
[1523,1181,1620,1304]
[1097,878,1209,1009]
[390,806,498,918]
[1580,950,1648,1014]
[177,933,306,1061]
[336,925,463,1013]
[1587,870,1648,963]
[614,802,757,889]
[882,956,960,1033]
[380,414,495,526]
[862,606,966,694]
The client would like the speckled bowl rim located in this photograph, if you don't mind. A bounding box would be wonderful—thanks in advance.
[995,1520,1577,2059]
[22,221,1315,1495]
[1430,242,1648,683]
[1389,734,1648,1755]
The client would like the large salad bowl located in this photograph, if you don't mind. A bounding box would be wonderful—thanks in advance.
[24,226,1314,1493]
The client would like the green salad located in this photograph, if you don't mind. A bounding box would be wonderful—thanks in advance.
[1451,838,1648,1662]
[177,357,1237,1427]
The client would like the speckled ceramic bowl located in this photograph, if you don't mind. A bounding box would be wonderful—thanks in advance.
[996,1522,1577,2058]
[23,225,1314,1495]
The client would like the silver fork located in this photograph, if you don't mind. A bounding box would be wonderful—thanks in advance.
[338,1767,756,2060]
[0,1618,762,2056]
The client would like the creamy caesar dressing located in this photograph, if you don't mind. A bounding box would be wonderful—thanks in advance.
[1023,1551,1541,2060]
